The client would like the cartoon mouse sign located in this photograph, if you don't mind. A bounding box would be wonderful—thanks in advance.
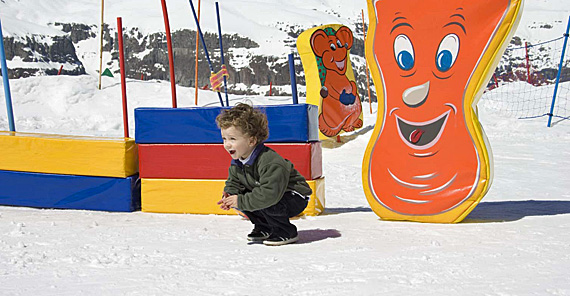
[297,24,363,139]
[363,0,523,223]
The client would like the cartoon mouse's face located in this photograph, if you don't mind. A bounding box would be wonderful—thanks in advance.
[311,27,354,75]
[365,0,512,216]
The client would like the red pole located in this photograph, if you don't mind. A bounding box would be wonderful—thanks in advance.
[493,73,499,88]
[141,73,144,80]
[117,17,129,138]
[525,41,532,84]
[160,0,177,108]
[57,65,64,75]
[269,81,272,96]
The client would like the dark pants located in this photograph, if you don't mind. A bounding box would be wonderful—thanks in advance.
[241,191,308,238]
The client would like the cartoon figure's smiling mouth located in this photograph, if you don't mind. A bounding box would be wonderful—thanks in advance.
[395,110,450,151]
[335,59,346,71]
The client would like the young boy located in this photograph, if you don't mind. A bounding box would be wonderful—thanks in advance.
[216,103,312,246]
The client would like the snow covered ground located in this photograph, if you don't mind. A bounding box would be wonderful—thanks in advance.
[1,74,569,295]
[1,0,570,294]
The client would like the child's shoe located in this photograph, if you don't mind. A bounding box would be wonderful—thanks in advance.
[263,234,299,246]
[247,228,270,242]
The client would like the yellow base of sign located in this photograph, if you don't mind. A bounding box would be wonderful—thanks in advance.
[0,131,138,178]
[141,178,325,216]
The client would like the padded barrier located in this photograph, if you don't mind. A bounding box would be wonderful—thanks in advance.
[0,131,138,178]
[138,142,322,180]
[134,104,319,144]
[141,177,325,216]
[0,170,139,212]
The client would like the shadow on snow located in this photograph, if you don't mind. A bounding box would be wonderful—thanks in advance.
[296,228,342,244]
[314,201,570,223]
[322,207,373,215]
[463,200,570,223]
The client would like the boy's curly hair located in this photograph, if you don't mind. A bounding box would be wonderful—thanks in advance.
[216,103,269,144]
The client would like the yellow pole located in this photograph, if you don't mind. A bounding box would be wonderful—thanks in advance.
[362,9,373,114]
[194,0,201,105]
[98,0,105,90]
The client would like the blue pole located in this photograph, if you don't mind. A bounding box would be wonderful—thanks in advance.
[0,18,15,131]
[547,15,570,127]
[215,2,229,107]
[188,0,224,107]
[288,53,298,104]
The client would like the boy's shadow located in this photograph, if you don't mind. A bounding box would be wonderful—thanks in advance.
[464,200,570,223]
[296,229,341,244]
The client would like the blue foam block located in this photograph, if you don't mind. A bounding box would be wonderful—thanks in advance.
[134,104,319,144]
[0,170,139,212]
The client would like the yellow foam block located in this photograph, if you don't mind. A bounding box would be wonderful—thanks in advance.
[141,177,325,216]
[305,177,325,216]
[0,131,138,178]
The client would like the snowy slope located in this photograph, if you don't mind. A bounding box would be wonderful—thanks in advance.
[0,0,366,57]
[517,0,570,43]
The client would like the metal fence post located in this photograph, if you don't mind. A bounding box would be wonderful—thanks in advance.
[547,15,570,127]
[288,53,298,104]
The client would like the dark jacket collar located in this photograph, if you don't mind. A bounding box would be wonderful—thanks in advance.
[231,143,265,167]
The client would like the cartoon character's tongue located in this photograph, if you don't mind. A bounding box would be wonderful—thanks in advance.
[396,110,450,149]
[409,129,425,144]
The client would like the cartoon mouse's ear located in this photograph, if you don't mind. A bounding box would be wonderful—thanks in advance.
[336,26,353,49]
[310,29,330,57]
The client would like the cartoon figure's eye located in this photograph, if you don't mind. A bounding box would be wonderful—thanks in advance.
[344,43,349,48]
[330,43,337,50]
[337,40,343,48]
[436,34,459,72]
[394,34,415,71]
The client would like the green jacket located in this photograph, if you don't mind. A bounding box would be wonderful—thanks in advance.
[224,144,312,212]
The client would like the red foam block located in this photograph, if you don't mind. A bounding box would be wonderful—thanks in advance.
[138,142,322,180]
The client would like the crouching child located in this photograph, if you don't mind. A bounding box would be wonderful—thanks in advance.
[216,103,312,246]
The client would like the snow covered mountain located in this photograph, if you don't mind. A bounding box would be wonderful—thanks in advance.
[0,0,368,96]
[0,0,569,95]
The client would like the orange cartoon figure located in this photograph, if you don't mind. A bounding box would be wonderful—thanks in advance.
[304,26,363,137]
[362,0,523,223]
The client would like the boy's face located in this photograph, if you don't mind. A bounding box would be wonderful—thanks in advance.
[221,126,257,160]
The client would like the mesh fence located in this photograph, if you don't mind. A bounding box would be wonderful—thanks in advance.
[481,35,570,121]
